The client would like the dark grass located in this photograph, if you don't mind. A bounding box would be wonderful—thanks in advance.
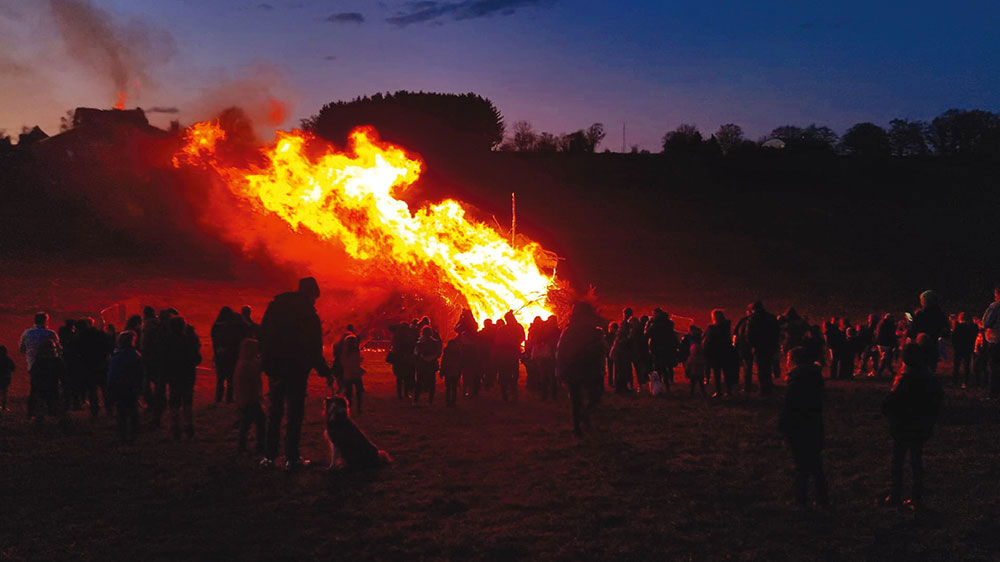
[3,360,999,562]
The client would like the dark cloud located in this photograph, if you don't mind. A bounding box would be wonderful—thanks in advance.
[327,12,365,24]
[146,106,179,114]
[386,0,548,27]
[323,55,338,61]
[257,3,275,10]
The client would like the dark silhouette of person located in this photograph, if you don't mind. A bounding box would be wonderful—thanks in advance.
[908,290,949,373]
[556,302,605,438]
[747,301,780,395]
[779,347,829,509]
[0,345,13,414]
[703,309,734,397]
[875,313,899,378]
[27,339,65,423]
[107,331,143,444]
[163,316,202,440]
[980,284,1000,399]
[524,316,544,395]
[779,307,809,355]
[57,319,81,409]
[331,324,357,391]
[440,337,463,407]
[633,315,653,390]
[340,334,365,413]
[259,277,331,469]
[472,318,496,395]
[241,305,260,338]
[824,318,846,380]
[646,308,679,391]
[951,313,977,388]
[857,313,880,376]
[604,322,618,388]
[211,306,250,404]
[495,311,525,402]
[141,308,169,427]
[881,343,943,511]
[413,326,442,405]
[734,306,754,393]
[533,316,560,401]
[233,338,265,454]
[682,325,707,397]
[81,318,113,417]
[611,309,635,394]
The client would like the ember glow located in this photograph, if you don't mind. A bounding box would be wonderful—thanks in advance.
[114,91,126,110]
[176,121,555,324]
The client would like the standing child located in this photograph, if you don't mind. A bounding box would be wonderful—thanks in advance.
[0,345,13,414]
[779,347,829,509]
[440,338,462,407]
[341,335,366,413]
[233,338,266,454]
[684,326,708,397]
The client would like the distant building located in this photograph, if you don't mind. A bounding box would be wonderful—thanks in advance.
[761,138,786,149]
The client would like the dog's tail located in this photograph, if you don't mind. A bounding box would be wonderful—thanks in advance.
[378,449,393,466]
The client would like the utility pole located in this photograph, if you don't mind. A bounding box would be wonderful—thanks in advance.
[511,192,516,246]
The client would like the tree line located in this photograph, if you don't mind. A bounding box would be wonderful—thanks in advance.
[501,108,999,159]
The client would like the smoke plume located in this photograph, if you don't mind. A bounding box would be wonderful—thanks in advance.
[48,0,175,106]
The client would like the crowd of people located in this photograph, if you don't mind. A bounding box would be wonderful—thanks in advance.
[7,278,1000,509]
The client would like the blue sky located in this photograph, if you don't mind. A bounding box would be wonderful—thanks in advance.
[2,0,998,150]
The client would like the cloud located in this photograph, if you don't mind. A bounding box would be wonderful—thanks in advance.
[323,55,338,61]
[146,106,179,113]
[327,12,365,24]
[257,3,275,10]
[386,0,548,27]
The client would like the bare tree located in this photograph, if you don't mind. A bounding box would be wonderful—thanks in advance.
[714,123,744,155]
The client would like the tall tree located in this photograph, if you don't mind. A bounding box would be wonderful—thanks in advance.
[510,120,537,152]
[714,123,744,155]
[585,123,606,152]
[661,124,703,154]
[930,109,1000,158]
[888,119,931,157]
[305,91,505,157]
[840,122,890,157]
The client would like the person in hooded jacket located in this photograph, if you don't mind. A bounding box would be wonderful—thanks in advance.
[881,342,944,511]
[259,277,331,469]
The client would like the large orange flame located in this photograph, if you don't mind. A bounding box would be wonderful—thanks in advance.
[176,121,554,325]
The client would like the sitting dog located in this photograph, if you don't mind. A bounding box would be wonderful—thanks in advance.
[324,395,392,471]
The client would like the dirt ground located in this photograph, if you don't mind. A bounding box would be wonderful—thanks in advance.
[1,263,999,562]
[2,349,999,561]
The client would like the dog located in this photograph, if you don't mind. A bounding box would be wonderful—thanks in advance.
[324,396,392,471]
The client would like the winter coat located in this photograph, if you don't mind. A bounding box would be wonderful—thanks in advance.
[556,323,604,384]
[259,290,324,376]
[107,347,143,396]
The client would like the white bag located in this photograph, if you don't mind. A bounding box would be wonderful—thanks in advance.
[648,371,666,396]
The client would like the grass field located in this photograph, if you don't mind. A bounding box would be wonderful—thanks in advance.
[2,351,999,562]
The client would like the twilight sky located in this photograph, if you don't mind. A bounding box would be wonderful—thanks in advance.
[1,0,998,150]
